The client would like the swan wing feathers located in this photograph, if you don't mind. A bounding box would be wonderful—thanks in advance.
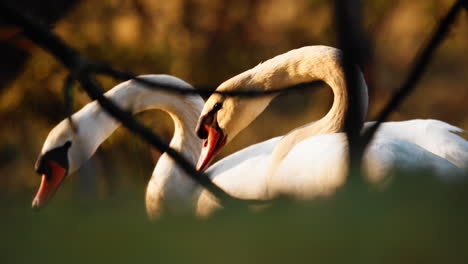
[271,133,462,198]
[363,136,462,182]
[206,137,281,176]
[205,137,281,199]
[271,134,349,199]
[196,142,278,217]
[211,153,272,199]
[367,119,468,169]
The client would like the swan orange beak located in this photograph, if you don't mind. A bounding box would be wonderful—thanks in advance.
[196,124,226,171]
[32,161,67,209]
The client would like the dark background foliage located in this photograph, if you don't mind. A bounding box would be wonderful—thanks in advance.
[1,0,466,196]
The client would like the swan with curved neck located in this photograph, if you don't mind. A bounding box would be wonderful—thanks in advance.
[196,46,467,172]
[33,75,203,217]
[195,46,369,170]
[192,46,468,211]
[32,74,281,218]
[194,45,467,215]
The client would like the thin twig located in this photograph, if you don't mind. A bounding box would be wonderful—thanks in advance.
[362,0,466,147]
[94,63,323,97]
[334,0,369,181]
[1,0,464,207]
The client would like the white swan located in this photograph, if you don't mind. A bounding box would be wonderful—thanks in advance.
[31,74,281,218]
[195,46,467,215]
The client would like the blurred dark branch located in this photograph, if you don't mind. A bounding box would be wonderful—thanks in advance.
[0,1,243,207]
[1,0,464,207]
[334,0,370,181]
[0,0,80,92]
[362,0,467,147]
[0,3,82,69]
[95,64,323,97]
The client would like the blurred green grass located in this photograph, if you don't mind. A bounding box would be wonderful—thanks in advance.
[2,172,467,264]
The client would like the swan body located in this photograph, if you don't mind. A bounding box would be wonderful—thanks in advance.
[270,133,461,198]
[195,45,467,216]
[196,129,463,217]
[362,120,468,169]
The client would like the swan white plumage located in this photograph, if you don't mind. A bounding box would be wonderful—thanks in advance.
[31,74,279,218]
[31,48,467,218]
[195,46,467,215]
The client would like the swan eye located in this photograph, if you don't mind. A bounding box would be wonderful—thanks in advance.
[213,102,223,111]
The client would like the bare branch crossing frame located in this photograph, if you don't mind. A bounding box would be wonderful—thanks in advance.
[0,0,466,207]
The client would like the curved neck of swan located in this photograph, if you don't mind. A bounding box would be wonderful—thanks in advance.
[70,77,203,217]
[249,46,368,135]
[247,46,369,192]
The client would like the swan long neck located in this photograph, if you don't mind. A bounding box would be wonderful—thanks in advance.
[249,46,368,134]
[68,76,203,218]
[245,46,369,193]
[214,46,368,144]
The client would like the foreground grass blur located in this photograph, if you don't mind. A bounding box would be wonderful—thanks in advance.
[2,171,467,264]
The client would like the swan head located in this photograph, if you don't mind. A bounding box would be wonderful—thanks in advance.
[195,71,273,171]
[32,118,97,209]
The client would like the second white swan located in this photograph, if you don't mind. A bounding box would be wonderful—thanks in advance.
[195,46,467,214]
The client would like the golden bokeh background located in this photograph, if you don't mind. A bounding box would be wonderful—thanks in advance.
[0,0,467,201]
